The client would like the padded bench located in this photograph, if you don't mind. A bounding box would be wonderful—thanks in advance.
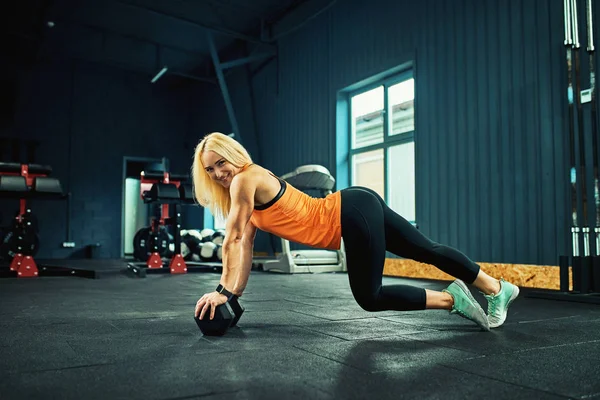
[0,175,64,199]
[0,162,53,175]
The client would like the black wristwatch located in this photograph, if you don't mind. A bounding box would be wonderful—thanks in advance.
[216,284,236,301]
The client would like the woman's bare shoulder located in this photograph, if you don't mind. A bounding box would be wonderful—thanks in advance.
[238,164,281,202]
[231,164,266,187]
[242,164,272,179]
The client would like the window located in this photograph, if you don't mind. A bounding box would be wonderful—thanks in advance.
[214,214,227,230]
[204,208,227,230]
[349,73,416,223]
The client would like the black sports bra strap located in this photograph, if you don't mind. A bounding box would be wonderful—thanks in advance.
[255,178,286,210]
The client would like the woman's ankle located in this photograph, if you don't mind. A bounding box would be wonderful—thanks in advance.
[425,289,454,310]
[473,271,501,295]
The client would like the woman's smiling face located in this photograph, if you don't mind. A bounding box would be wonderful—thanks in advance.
[202,150,240,188]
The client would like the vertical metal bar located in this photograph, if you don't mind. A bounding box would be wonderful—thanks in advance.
[586,0,600,292]
[565,0,580,257]
[383,83,389,204]
[587,0,595,52]
[586,0,600,253]
[572,0,580,47]
[66,61,76,244]
[572,0,590,257]
[565,0,573,46]
[348,95,353,187]
[207,31,240,138]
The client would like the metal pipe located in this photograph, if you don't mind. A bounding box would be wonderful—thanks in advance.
[565,0,573,45]
[170,71,217,84]
[115,0,268,45]
[572,0,580,48]
[587,0,595,51]
[220,52,277,70]
[207,31,241,138]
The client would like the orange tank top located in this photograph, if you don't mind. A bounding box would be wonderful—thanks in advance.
[250,177,342,250]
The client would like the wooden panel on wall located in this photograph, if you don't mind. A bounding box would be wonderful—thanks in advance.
[383,259,570,290]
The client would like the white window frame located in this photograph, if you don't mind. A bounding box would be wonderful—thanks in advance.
[348,70,416,224]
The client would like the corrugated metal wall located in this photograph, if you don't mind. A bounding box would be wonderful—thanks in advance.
[409,0,560,265]
[215,0,597,265]
[250,19,332,170]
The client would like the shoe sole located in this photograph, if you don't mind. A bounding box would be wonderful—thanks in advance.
[453,279,490,331]
[489,284,520,329]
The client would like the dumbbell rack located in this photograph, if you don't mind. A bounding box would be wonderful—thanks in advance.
[126,172,223,278]
[0,162,97,279]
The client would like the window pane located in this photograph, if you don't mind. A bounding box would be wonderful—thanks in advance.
[214,214,227,230]
[387,142,415,222]
[388,79,414,136]
[351,86,384,149]
[352,149,384,198]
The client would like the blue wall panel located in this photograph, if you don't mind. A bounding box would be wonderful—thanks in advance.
[7,0,589,264]
[2,60,197,258]
[214,0,587,265]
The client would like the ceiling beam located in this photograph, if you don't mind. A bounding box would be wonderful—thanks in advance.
[115,0,273,47]
[220,50,277,70]
[169,71,216,85]
[268,0,337,41]
[207,31,240,138]
[199,0,265,20]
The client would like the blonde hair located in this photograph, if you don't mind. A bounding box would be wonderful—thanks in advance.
[191,132,253,219]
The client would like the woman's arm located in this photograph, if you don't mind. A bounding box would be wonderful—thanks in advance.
[195,172,258,320]
[231,222,257,296]
[219,173,256,295]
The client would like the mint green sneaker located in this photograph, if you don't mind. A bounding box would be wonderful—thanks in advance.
[484,279,520,328]
[442,279,490,331]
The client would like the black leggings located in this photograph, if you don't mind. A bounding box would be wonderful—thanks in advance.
[340,187,480,311]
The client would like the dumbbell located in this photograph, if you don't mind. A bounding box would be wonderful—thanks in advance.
[200,242,218,261]
[211,229,225,245]
[194,296,245,336]
[200,228,215,242]
[180,230,202,261]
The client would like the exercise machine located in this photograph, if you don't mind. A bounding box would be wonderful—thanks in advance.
[0,162,97,278]
[126,170,223,277]
[259,164,347,274]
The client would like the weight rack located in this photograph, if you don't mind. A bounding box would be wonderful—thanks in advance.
[527,0,600,303]
[126,171,223,278]
[0,162,98,279]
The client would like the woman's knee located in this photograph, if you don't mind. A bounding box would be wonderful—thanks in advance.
[353,290,381,312]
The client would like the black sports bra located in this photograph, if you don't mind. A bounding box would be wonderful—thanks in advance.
[254,177,287,210]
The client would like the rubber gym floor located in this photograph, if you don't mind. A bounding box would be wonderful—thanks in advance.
[1,260,599,400]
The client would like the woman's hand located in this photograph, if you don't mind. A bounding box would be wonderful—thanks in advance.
[195,292,228,320]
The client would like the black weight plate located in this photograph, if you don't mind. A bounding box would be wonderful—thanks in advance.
[133,227,152,261]
[133,226,171,261]
[1,228,40,260]
[150,228,170,256]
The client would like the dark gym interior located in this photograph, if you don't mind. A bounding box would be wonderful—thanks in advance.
[1,0,600,399]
